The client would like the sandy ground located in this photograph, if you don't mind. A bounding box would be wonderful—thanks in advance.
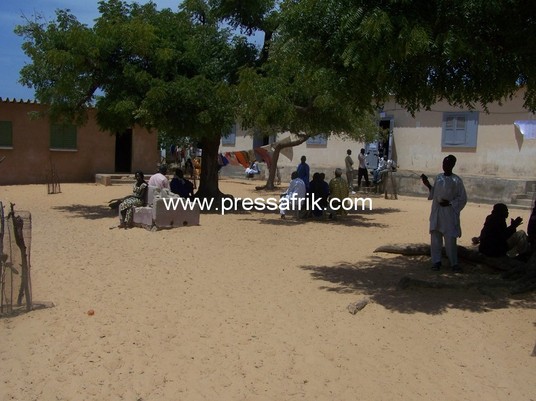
[0,178,535,401]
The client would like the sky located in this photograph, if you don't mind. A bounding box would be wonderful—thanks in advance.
[0,1,184,101]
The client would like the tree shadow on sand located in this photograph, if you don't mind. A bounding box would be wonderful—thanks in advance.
[53,204,115,220]
[238,206,400,227]
[301,255,536,315]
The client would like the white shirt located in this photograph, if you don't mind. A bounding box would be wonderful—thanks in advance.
[378,158,387,171]
[386,159,397,171]
[280,178,306,213]
[245,162,260,174]
[285,178,306,199]
[358,152,366,169]
[148,173,170,189]
[428,173,467,237]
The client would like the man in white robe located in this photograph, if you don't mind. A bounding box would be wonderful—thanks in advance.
[280,171,306,218]
[245,161,260,177]
[422,155,467,272]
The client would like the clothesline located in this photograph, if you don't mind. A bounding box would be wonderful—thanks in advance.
[222,138,294,169]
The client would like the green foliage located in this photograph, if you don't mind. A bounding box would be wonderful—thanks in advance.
[15,0,260,146]
[211,0,278,33]
[237,0,379,144]
[15,10,100,125]
[278,0,536,113]
[17,0,533,156]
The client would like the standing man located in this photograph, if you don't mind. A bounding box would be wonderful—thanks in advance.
[297,155,310,190]
[421,155,467,272]
[357,148,370,190]
[345,149,355,194]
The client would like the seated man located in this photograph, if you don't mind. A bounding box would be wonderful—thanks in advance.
[478,203,530,258]
[279,171,306,219]
[308,172,330,218]
[148,164,170,189]
[245,161,260,178]
[170,168,194,199]
[373,156,387,184]
[328,168,350,218]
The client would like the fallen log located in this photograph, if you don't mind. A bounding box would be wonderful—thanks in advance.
[374,243,528,271]
[373,243,430,256]
[375,243,536,294]
[397,276,508,291]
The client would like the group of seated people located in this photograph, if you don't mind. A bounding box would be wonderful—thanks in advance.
[114,165,195,228]
[474,202,536,261]
[279,168,350,220]
[147,164,195,199]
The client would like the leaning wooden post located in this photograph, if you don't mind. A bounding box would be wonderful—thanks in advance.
[9,203,32,311]
[0,201,5,313]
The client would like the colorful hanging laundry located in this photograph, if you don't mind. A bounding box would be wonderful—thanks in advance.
[254,146,272,168]
[225,152,241,166]
[234,151,250,168]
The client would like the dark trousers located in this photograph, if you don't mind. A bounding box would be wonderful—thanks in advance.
[346,171,353,190]
[357,167,370,187]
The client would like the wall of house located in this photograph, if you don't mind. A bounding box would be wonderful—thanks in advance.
[221,92,535,183]
[0,99,158,185]
[131,125,158,174]
[220,125,365,175]
[385,95,536,180]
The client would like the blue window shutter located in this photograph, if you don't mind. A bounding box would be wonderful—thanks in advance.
[442,112,478,148]
[306,134,327,146]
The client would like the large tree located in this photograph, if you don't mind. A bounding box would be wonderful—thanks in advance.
[17,0,535,197]
[235,0,536,189]
[233,1,379,190]
[16,0,258,200]
[276,0,536,113]
[237,53,378,189]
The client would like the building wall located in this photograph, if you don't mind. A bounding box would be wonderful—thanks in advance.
[0,99,158,185]
[385,95,536,179]
[221,93,536,183]
[220,124,364,172]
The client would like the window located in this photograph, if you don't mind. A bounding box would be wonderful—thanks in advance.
[442,112,478,148]
[50,124,77,150]
[0,121,13,147]
[306,134,327,146]
[221,124,237,146]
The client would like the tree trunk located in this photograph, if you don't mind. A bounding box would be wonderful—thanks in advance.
[195,135,230,209]
[264,136,309,190]
[374,243,530,271]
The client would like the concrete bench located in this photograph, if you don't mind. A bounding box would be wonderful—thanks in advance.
[130,186,201,229]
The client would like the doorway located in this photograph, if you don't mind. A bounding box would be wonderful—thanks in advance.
[379,118,394,159]
[252,133,276,160]
[115,129,132,173]
[365,118,394,169]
